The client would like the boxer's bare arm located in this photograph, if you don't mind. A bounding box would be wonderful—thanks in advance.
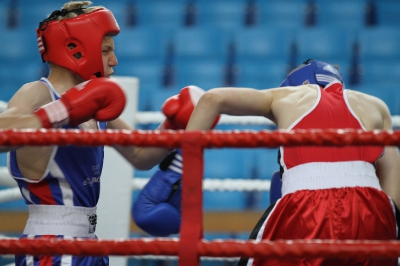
[0,82,50,152]
[0,83,46,129]
[346,90,400,205]
[377,147,400,208]
[186,87,276,131]
[108,118,171,170]
[270,85,318,129]
[186,85,319,131]
[0,82,55,179]
[111,85,211,170]
[346,90,384,130]
[371,95,400,207]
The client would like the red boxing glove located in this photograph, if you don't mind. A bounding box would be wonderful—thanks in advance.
[160,85,219,130]
[34,78,126,128]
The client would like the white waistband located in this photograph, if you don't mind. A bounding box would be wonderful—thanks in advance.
[24,205,97,238]
[281,161,382,197]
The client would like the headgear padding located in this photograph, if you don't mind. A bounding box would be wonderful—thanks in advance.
[37,8,120,81]
[280,59,344,88]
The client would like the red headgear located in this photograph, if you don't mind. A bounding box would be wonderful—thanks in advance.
[37,8,120,80]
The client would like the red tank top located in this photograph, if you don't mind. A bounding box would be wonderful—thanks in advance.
[280,83,383,170]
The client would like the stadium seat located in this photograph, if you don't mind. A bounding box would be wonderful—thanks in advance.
[233,26,292,61]
[357,83,400,115]
[0,1,17,30]
[0,60,43,87]
[21,1,126,29]
[197,1,247,29]
[135,1,185,29]
[0,82,19,102]
[175,58,225,89]
[359,60,400,85]
[376,1,400,26]
[173,27,230,60]
[253,148,280,180]
[358,26,400,61]
[114,26,171,60]
[114,58,165,111]
[316,0,367,2]
[0,60,46,103]
[204,147,280,210]
[295,26,356,63]
[258,1,305,28]
[203,148,257,210]
[317,2,366,27]
[115,58,164,84]
[236,58,288,89]
[0,28,39,62]
[204,148,255,180]
[135,81,163,112]
[203,190,246,211]
[17,1,56,30]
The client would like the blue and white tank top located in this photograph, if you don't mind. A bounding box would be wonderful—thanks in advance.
[8,78,106,207]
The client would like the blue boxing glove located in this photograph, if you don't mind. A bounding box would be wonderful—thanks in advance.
[132,150,182,237]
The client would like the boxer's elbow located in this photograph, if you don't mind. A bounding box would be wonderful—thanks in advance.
[199,90,224,106]
[196,89,226,116]
[186,91,222,131]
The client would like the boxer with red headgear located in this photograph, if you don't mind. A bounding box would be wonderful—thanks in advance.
[0,1,209,265]
[184,59,400,265]
[36,6,120,81]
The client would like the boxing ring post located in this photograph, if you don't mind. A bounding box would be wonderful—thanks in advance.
[179,132,204,264]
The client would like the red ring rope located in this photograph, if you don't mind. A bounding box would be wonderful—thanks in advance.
[1,129,399,265]
[1,239,400,259]
[0,129,399,147]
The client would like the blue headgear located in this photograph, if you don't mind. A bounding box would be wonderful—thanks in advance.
[280,59,344,88]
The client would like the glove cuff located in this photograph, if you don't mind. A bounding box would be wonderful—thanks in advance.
[34,100,70,128]
[159,150,182,174]
[159,150,177,170]
[168,152,182,174]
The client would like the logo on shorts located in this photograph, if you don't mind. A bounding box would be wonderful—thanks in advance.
[87,214,97,233]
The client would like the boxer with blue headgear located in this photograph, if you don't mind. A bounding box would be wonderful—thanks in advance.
[280,59,345,88]
[183,58,400,266]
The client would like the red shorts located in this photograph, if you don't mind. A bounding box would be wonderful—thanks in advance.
[240,187,398,266]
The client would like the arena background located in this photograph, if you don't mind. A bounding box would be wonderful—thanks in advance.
[0,0,399,265]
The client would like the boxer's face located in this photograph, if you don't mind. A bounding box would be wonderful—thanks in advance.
[102,35,118,77]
